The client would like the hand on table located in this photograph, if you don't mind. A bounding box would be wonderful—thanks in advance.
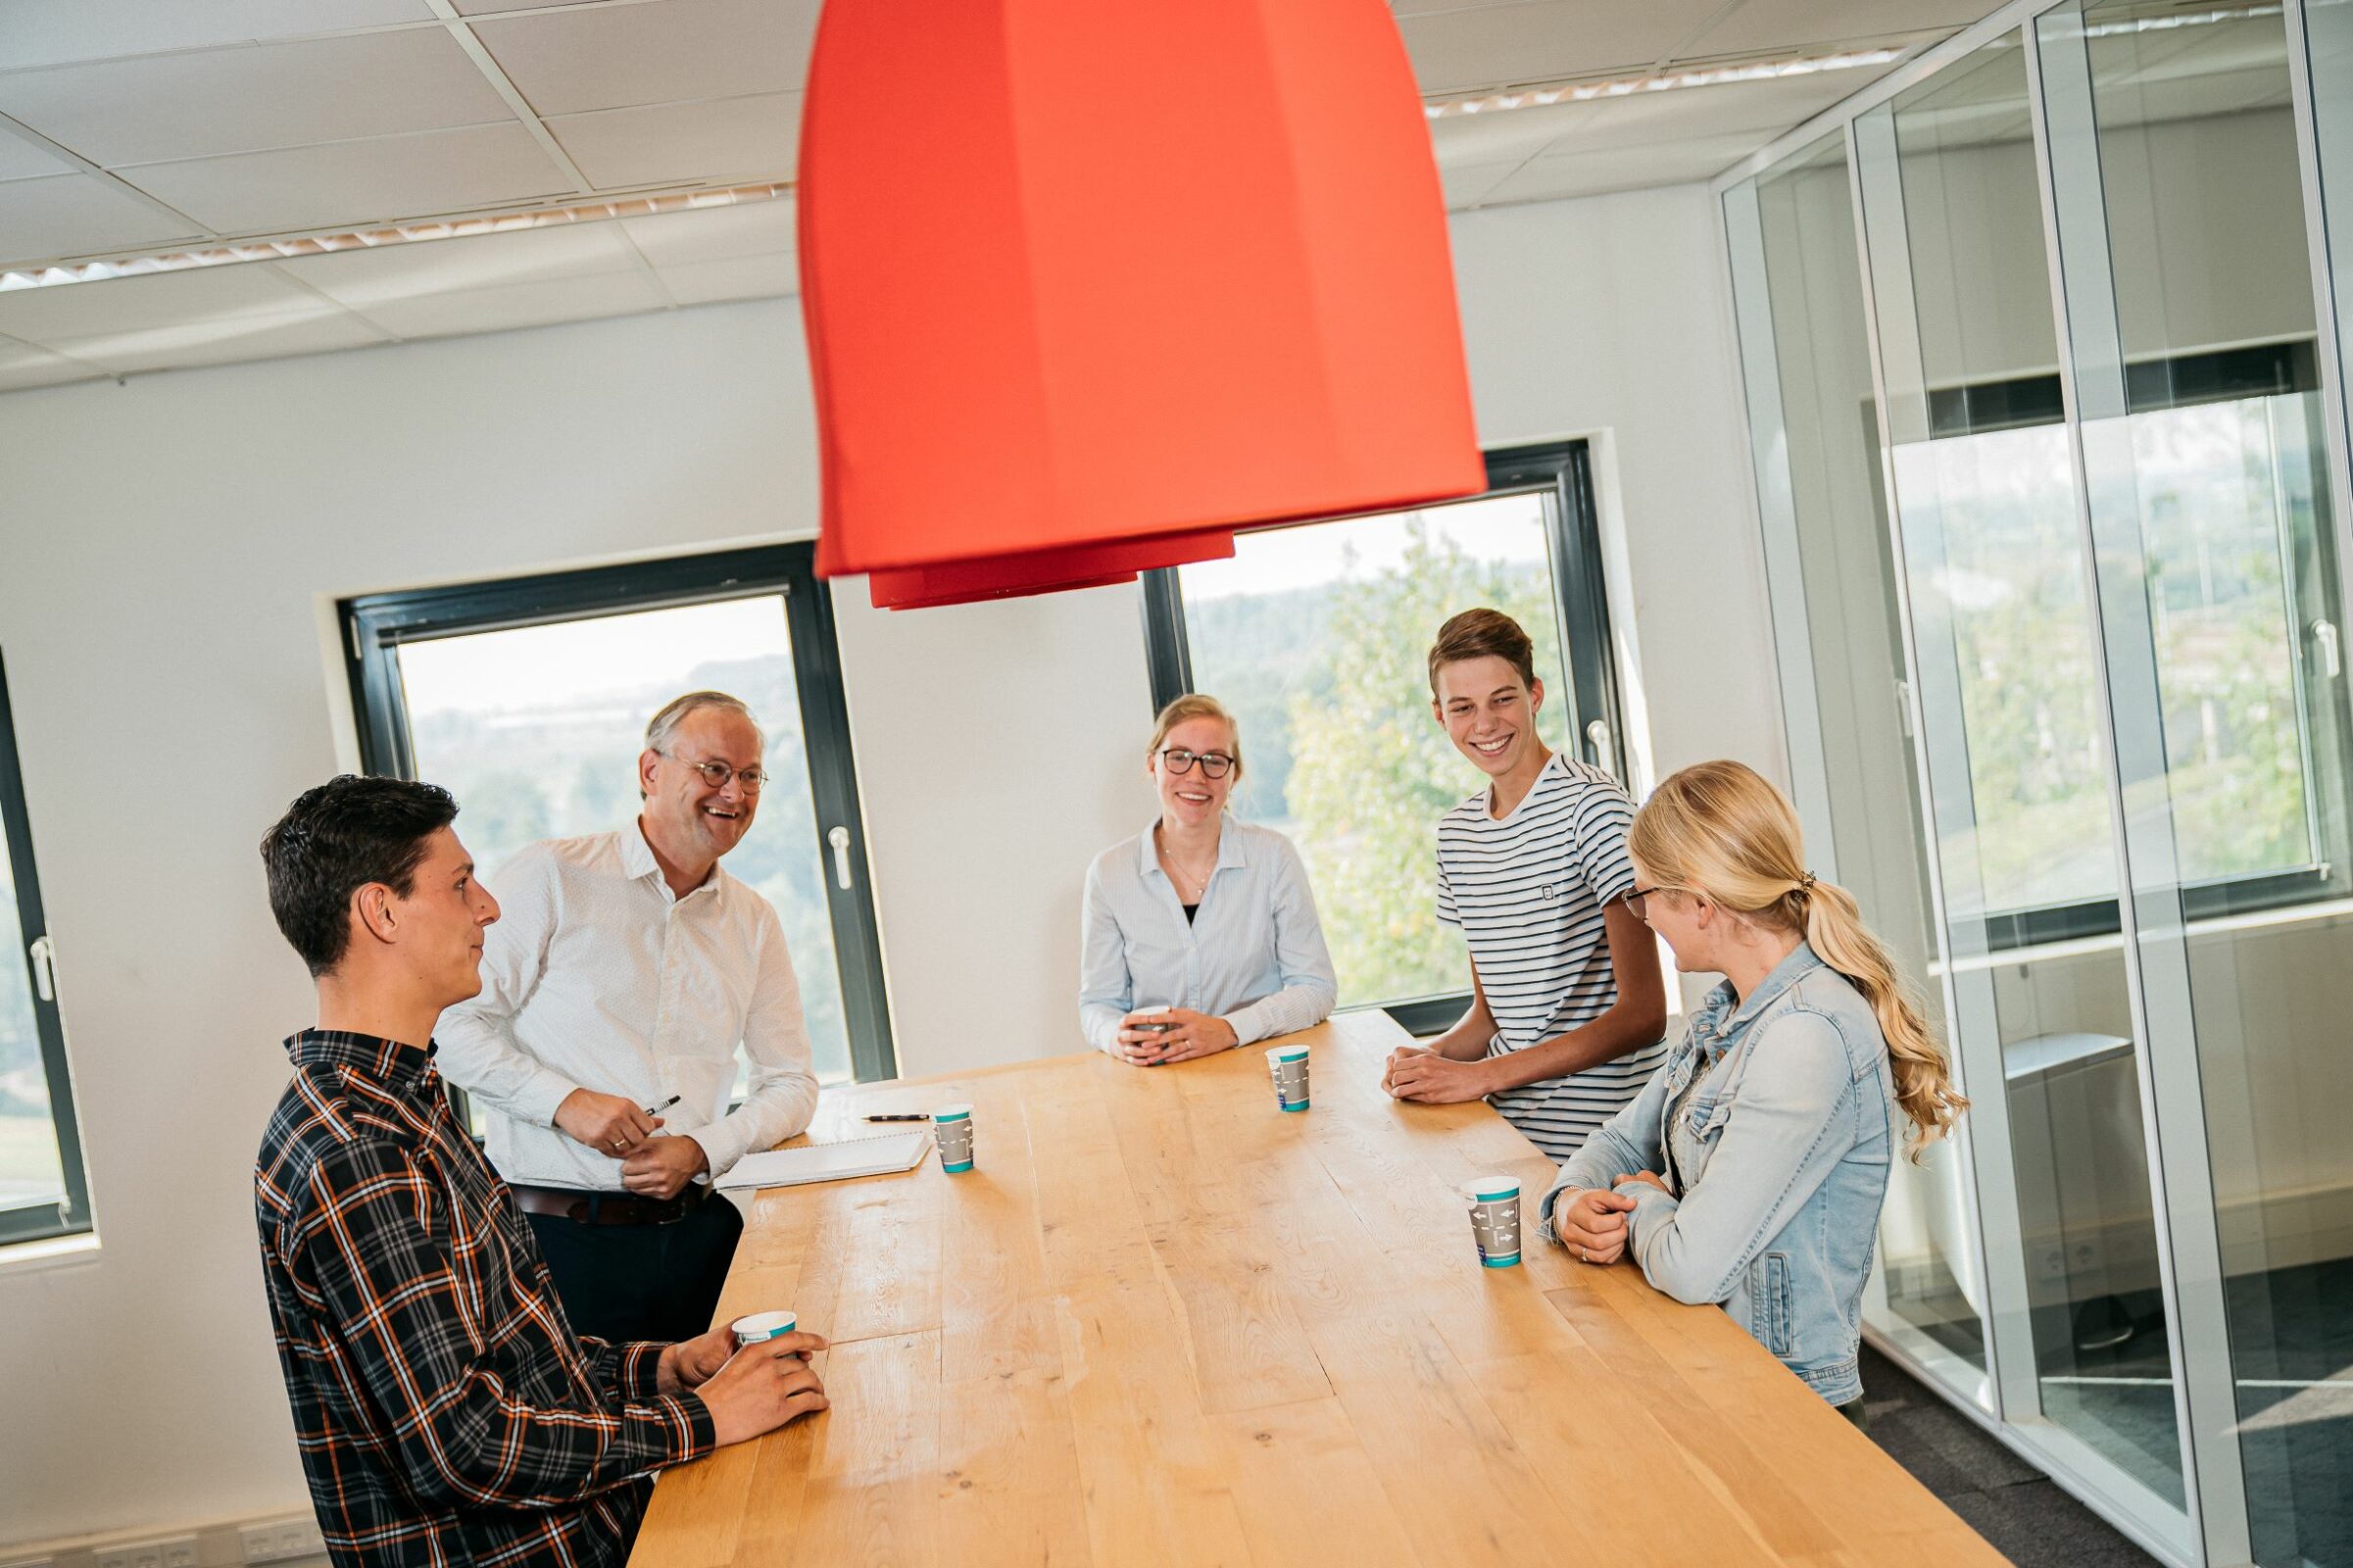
[1111,1007,1236,1065]
[1553,1186,1637,1264]
[621,1134,710,1200]
[555,1088,663,1157]
[657,1323,739,1394]
[1381,1045,1495,1103]
[694,1330,831,1446]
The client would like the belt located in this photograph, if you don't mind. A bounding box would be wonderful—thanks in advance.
[509,1181,711,1227]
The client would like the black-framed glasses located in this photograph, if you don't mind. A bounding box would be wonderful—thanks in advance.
[662,753,770,793]
[1627,884,1662,919]
[1159,747,1235,779]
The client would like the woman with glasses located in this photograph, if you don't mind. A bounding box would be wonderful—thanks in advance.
[1538,760,1967,1417]
[1079,694,1337,1064]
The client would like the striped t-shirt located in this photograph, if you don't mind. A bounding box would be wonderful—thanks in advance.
[1437,753,1668,1160]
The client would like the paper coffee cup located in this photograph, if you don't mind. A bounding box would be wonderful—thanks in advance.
[933,1103,975,1172]
[731,1308,799,1346]
[1265,1045,1310,1112]
[1460,1176,1523,1268]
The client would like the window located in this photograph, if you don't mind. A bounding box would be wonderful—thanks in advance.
[1140,442,1626,1032]
[342,544,894,1090]
[0,653,92,1248]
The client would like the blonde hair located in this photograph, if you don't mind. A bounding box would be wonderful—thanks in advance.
[1146,694,1243,778]
[1629,760,1966,1158]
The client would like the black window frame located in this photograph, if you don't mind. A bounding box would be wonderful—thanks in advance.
[339,542,897,1084]
[1140,440,1628,1037]
[0,651,94,1248]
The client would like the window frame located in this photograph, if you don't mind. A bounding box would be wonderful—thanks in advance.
[1138,440,1627,1037]
[0,651,94,1248]
[339,543,898,1084]
[1921,342,2353,950]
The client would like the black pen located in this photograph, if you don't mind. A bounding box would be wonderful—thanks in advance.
[862,1112,928,1122]
[644,1094,681,1116]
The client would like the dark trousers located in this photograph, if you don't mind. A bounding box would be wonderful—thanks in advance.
[525,1195,744,1345]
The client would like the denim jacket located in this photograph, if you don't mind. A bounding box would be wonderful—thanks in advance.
[1538,943,1896,1404]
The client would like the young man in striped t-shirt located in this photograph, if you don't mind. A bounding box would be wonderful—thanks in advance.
[1383,608,1668,1161]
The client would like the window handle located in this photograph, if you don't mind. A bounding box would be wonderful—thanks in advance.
[27,934,55,1003]
[1585,718,1612,769]
[828,825,854,891]
[2315,619,2341,680]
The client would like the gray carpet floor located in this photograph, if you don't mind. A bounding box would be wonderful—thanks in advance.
[1858,1342,2160,1568]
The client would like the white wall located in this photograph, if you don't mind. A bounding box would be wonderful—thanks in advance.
[0,177,1767,1547]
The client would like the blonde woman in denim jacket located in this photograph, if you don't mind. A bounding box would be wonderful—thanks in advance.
[1538,760,1965,1415]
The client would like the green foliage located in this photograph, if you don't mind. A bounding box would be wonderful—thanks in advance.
[1226,517,1573,1005]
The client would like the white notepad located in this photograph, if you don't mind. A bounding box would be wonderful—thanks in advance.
[715,1130,935,1191]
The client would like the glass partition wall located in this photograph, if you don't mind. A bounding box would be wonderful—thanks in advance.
[1726,3,2353,1565]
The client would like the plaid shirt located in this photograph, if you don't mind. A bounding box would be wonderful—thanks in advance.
[255,1030,714,1567]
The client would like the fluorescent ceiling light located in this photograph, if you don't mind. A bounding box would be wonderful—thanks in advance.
[0,181,794,294]
[1423,48,1909,120]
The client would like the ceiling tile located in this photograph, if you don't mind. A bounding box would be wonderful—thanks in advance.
[0,173,204,266]
[0,0,435,71]
[0,29,514,168]
[1681,0,1985,62]
[451,0,562,12]
[350,268,666,338]
[0,127,74,180]
[549,90,799,189]
[276,220,642,308]
[1402,0,1729,95]
[0,334,100,391]
[45,308,388,375]
[618,196,794,266]
[656,250,795,305]
[1439,159,1524,208]
[1479,130,1765,204]
[0,262,319,340]
[117,122,572,236]
[473,0,818,117]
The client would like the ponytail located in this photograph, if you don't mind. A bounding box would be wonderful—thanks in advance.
[1630,760,1967,1160]
[1797,878,1967,1157]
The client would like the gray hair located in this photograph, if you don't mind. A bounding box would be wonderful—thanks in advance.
[643,690,763,757]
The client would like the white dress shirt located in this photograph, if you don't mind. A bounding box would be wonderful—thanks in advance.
[436,823,820,1191]
[1079,814,1338,1053]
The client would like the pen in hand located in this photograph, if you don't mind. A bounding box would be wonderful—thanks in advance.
[644,1094,681,1116]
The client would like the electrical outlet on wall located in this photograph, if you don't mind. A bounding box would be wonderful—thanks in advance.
[95,1540,196,1568]
[238,1518,324,1565]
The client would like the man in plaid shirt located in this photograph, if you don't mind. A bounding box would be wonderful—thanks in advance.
[255,776,829,1566]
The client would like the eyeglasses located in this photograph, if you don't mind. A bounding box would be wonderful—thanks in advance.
[1158,748,1235,779]
[662,753,769,794]
[1627,885,1663,920]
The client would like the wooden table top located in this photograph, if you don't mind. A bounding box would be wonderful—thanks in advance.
[631,1009,2006,1568]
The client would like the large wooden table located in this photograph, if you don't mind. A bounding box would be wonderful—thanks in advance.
[632,1010,2006,1567]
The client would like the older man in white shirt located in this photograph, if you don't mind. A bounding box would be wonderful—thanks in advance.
[437,690,819,1343]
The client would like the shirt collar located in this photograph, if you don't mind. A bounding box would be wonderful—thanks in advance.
[285,1028,437,1090]
[623,818,722,905]
[1693,941,1826,1047]
[1137,812,1249,880]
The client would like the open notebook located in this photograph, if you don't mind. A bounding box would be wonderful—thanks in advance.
[715,1129,935,1191]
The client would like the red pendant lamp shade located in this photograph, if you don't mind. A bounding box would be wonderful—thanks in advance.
[799,0,1483,609]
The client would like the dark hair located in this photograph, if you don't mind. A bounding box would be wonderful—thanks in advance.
[1428,607,1538,697]
[261,776,459,977]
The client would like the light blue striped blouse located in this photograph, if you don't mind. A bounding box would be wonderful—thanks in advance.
[1079,814,1338,1053]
